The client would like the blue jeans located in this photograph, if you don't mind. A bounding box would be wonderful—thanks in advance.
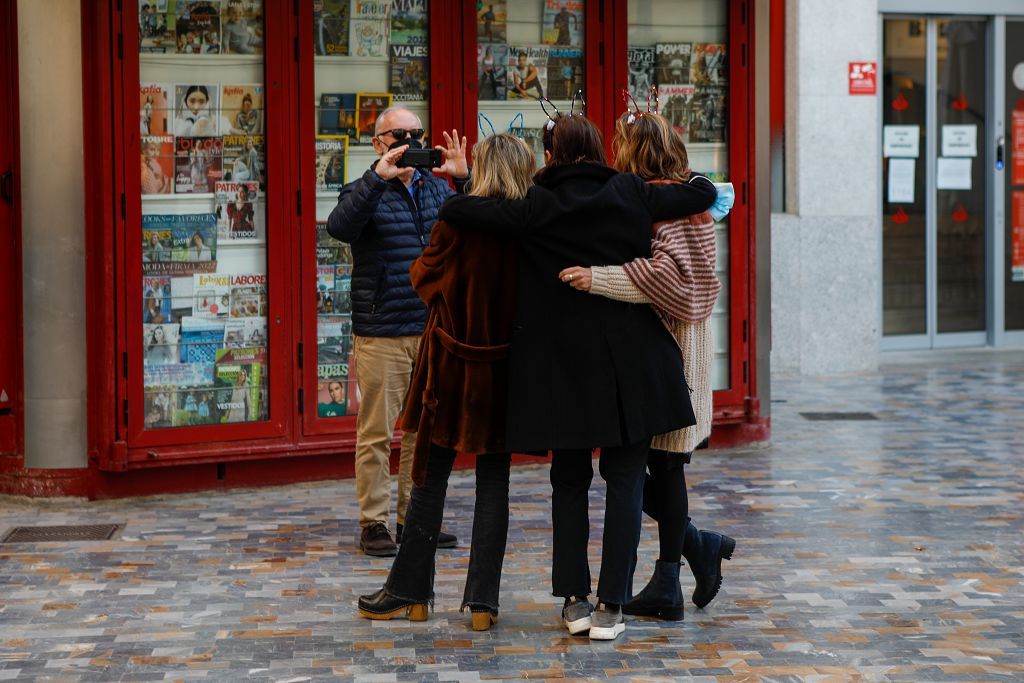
[384,444,511,612]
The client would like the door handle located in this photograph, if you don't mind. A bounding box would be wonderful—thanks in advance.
[0,171,12,204]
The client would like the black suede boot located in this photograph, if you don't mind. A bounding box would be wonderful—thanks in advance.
[682,521,736,608]
[622,559,685,621]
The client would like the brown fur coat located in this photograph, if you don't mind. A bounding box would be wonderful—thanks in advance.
[399,220,518,485]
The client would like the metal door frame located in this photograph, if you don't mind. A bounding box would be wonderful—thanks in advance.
[880,12,1017,350]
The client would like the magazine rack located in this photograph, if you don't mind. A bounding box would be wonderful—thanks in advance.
[82,0,761,478]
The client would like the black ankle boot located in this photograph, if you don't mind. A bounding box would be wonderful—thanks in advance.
[622,559,684,621]
[682,521,736,608]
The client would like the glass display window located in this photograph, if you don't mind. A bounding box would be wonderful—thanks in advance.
[127,0,282,444]
[306,0,430,426]
[628,0,730,390]
[476,1,587,168]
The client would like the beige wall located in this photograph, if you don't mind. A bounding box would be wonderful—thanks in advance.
[18,0,87,468]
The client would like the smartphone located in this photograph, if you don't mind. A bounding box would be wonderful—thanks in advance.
[398,148,443,168]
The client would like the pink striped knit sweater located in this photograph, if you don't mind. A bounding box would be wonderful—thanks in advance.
[590,210,720,454]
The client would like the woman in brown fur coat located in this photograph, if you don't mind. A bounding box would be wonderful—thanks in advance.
[357,133,535,631]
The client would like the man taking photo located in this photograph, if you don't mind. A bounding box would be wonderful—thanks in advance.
[327,107,468,557]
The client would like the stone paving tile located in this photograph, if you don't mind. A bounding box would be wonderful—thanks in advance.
[1,350,1023,681]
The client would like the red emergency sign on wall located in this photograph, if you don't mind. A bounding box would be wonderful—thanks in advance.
[849,62,877,95]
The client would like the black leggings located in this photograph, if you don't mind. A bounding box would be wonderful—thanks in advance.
[642,449,689,563]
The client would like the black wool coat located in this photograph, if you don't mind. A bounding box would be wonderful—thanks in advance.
[439,163,718,453]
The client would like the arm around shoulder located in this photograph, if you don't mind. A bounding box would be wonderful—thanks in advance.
[439,192,532,236]
[638,173,717,222]
[326,168,389,243]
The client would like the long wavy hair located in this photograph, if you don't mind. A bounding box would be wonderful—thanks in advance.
[468,133,535,200]
[612,112,691,182]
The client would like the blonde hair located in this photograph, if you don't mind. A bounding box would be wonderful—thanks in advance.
[468,133,535,200]
[611,112,691,182]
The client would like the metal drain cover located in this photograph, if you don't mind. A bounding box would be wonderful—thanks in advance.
[1,524,123,543]
[800,411,879,421]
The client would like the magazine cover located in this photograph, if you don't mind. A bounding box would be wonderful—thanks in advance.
[221,0,263,55]
[143,323,181,366]
[175,1,221,53]
[140,1,175,52]
[140,83,172,135]
[688,85,726,143]
[141,135,175,195]
[220,84,264,135]
[314,0,350,55]
[173,83,219,137]
[174,136,223,193]
[229,273,268,317]
[319,93,358,136]
[142,217,175,273]
[315,135,349,191]
[347,365,361,413]
[349,19,388,57]
[317,379,349,417]
[193,273,231,317]
[316,221,351,265]
[143,275,173,324]
[542,0,583,48]
[389,44,428,101]
[221,134,264,187]
[476,2,506,43]
[170,275,194,321]
[179,315,225,363]
[223,317,267,349]
[507,46,549,101]
[214,347,267,423]
[390,0,427,45]
[690,43,725,86]
[168,223,217,274]
[546,47,583,100]
[356,93,393,143]
[659,83,695,139]
[477,43,508,100]
[318,316,353,363]
[334,268,352,315]
[316,265,336,313]
[144,389,175,428]
[654,43,692,86]
[144,362,215,388]
[627,46,655,102]
[214,181,262,240]
[173,388,220,426]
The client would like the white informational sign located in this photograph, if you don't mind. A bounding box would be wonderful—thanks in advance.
[941,124,977,157]
[936,157,972,190]
[883,125,920,158]
[887,158,916,203]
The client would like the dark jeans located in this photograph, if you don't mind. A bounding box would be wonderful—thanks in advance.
[384,444,511,612]
[550,439,651,605]
[642,449,690,563]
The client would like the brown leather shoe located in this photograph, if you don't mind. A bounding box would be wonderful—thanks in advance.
[360,522,397,557]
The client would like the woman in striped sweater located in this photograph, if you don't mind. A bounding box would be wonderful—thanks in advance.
[559,111,736,620]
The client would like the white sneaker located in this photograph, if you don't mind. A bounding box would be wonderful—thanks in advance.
[561,597,593,635]
[589,603,625,640]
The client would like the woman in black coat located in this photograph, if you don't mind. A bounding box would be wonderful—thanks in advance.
[439,114,717,641]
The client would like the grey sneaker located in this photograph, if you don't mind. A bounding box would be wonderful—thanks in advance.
[561,597,593,635]
[589,603,625,641]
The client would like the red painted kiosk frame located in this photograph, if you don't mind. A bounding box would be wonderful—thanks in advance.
[77,0,765,492]
[0,0,23,458]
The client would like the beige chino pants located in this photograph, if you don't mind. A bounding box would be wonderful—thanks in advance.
[352,334,419,529]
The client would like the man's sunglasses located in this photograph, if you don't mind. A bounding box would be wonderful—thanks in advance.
[377,128,425,141]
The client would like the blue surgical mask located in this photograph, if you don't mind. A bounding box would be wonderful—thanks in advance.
[710,183,735,222]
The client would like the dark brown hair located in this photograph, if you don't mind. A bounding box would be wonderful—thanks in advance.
[611,112,690,182]
[538,115,606,178]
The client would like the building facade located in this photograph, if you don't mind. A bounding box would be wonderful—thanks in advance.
[0,0,773,498]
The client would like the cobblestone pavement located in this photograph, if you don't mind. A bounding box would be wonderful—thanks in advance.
[1,350,1022,681]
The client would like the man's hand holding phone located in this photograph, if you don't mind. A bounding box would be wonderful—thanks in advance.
[375,144,409,180]
[433,129,468,179]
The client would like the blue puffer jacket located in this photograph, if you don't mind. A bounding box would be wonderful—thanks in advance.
[327,166,462,337]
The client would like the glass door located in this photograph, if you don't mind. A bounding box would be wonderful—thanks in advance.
[124,0,290,447]
[1004,19,1024,340]
[881,16,996,348]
